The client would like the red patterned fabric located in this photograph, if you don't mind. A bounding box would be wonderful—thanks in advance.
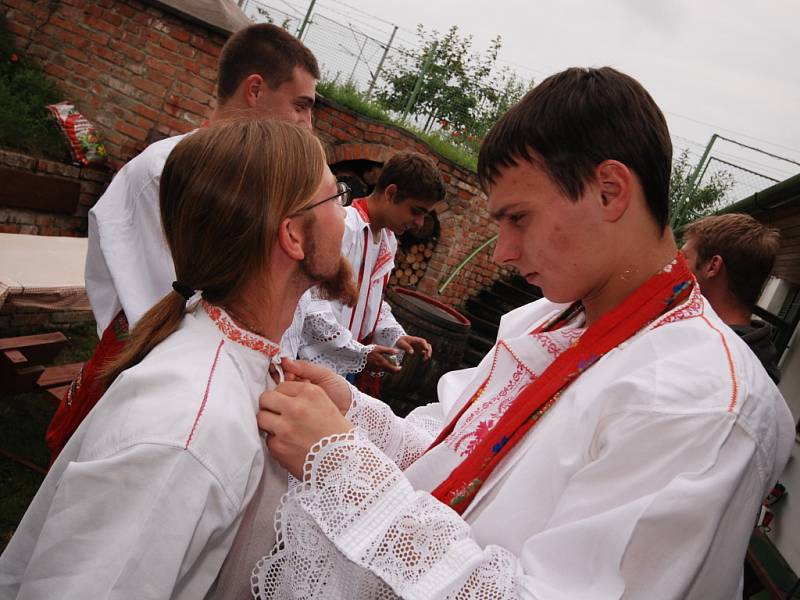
[45,311,129,463]
[429,255,694,514]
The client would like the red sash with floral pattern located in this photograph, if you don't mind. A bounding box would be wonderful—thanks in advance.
[430,254,694,514]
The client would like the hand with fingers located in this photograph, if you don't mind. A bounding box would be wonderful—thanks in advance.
[366,344,402,373]
[280,358,353,414]
[395,335,433,360]
[257,381,352,478]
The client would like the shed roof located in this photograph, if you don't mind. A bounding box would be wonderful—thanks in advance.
[144,0,251,36]
[718,173,800,286]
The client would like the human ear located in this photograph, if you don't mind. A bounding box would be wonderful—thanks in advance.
[277,217,306,260]
[706,255,724,278]
[594,160,632,222]
[242,74,264,108]
[384,184,399,203]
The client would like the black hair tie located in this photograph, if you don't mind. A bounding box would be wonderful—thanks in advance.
[171,281,194,300]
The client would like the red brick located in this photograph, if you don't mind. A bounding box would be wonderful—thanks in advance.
[129,102,161,122]
[145,56,177,77]
[46,14,80,35]
[84,15,116,35]
[93,44,117,63]
[159,35,178,52]
[175,43,197,59]
[171,28,190,43]
[89,30,109,46]
[102,10,123,27]
[5,19,32,40]
[189,33,221,57]
[110,39,145,62]
[116,3,136,18]
[132,77,167,98]
[146,43,178,63]
[133,11,153,26]
[43,62,70,80]
[116,120,147,140]
[61,44,89,62]
[122,31,145,47]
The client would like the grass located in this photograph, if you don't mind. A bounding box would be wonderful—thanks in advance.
[0,322,98,552]
[318,80,478,172]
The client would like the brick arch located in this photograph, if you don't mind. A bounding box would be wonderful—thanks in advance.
[326,143,394,166]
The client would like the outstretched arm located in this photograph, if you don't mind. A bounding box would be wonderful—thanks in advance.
[256,382,762,599]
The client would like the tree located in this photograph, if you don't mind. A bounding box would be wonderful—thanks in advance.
[376,25,531,153]
[670,148,734,233]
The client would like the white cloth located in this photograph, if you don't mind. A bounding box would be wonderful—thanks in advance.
[298,202,406,375]
[253,285,795,599]
[86,133,190,335]
[0,301,288,600]
[280,289,313,359]
[84,131,309,358]
[0,233,89,310]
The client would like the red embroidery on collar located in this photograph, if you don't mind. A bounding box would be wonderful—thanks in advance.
[352,198,370,222]
[650,283,704,330]
[202,301,280,359]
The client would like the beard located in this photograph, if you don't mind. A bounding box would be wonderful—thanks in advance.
[299,220,358,308]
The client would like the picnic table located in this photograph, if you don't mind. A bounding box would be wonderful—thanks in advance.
[0,232,89,311]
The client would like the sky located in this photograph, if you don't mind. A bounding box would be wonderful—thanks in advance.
[247,0,800,200]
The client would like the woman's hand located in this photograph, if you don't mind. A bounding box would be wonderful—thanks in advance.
[258,381,352,478]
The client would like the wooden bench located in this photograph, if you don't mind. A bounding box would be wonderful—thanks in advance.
[38,363,82,405]
[0,332,69,395]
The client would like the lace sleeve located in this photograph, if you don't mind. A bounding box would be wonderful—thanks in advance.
[297,306,374,376]
[346,388,443,470]
[371,301,406,348]
[252,430,519,600]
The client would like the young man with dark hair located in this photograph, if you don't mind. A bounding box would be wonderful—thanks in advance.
[297,151,444,378]
[683,213,782,382]
[45,24,320,461]
[253,67,795,599]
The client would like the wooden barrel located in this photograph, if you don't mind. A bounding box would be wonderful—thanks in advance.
[381,287,471,416]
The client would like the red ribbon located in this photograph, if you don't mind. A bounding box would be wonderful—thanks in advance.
[429,254,694,514]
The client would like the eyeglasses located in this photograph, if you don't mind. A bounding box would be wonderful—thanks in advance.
[295,181,352,214]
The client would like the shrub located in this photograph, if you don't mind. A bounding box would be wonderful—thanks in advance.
[0,15,68,161]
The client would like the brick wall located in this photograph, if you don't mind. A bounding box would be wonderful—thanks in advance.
[0,303,95,337]
[315,97,512,308]
[0,148,111,235]
[3,0,222,166]
[2,0,509,308]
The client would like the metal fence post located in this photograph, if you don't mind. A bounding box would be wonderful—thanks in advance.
[402,41,438,119]
[367,25,398,99]
[672,133,718,229]
[296,0,316,40]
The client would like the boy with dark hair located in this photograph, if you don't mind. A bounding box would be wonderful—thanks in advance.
[48,24,319,459]
[254,67,794,599]
[683,213,782,381]
[298,151,444,378]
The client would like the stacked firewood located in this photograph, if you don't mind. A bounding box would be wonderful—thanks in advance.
[389,241,435,288]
